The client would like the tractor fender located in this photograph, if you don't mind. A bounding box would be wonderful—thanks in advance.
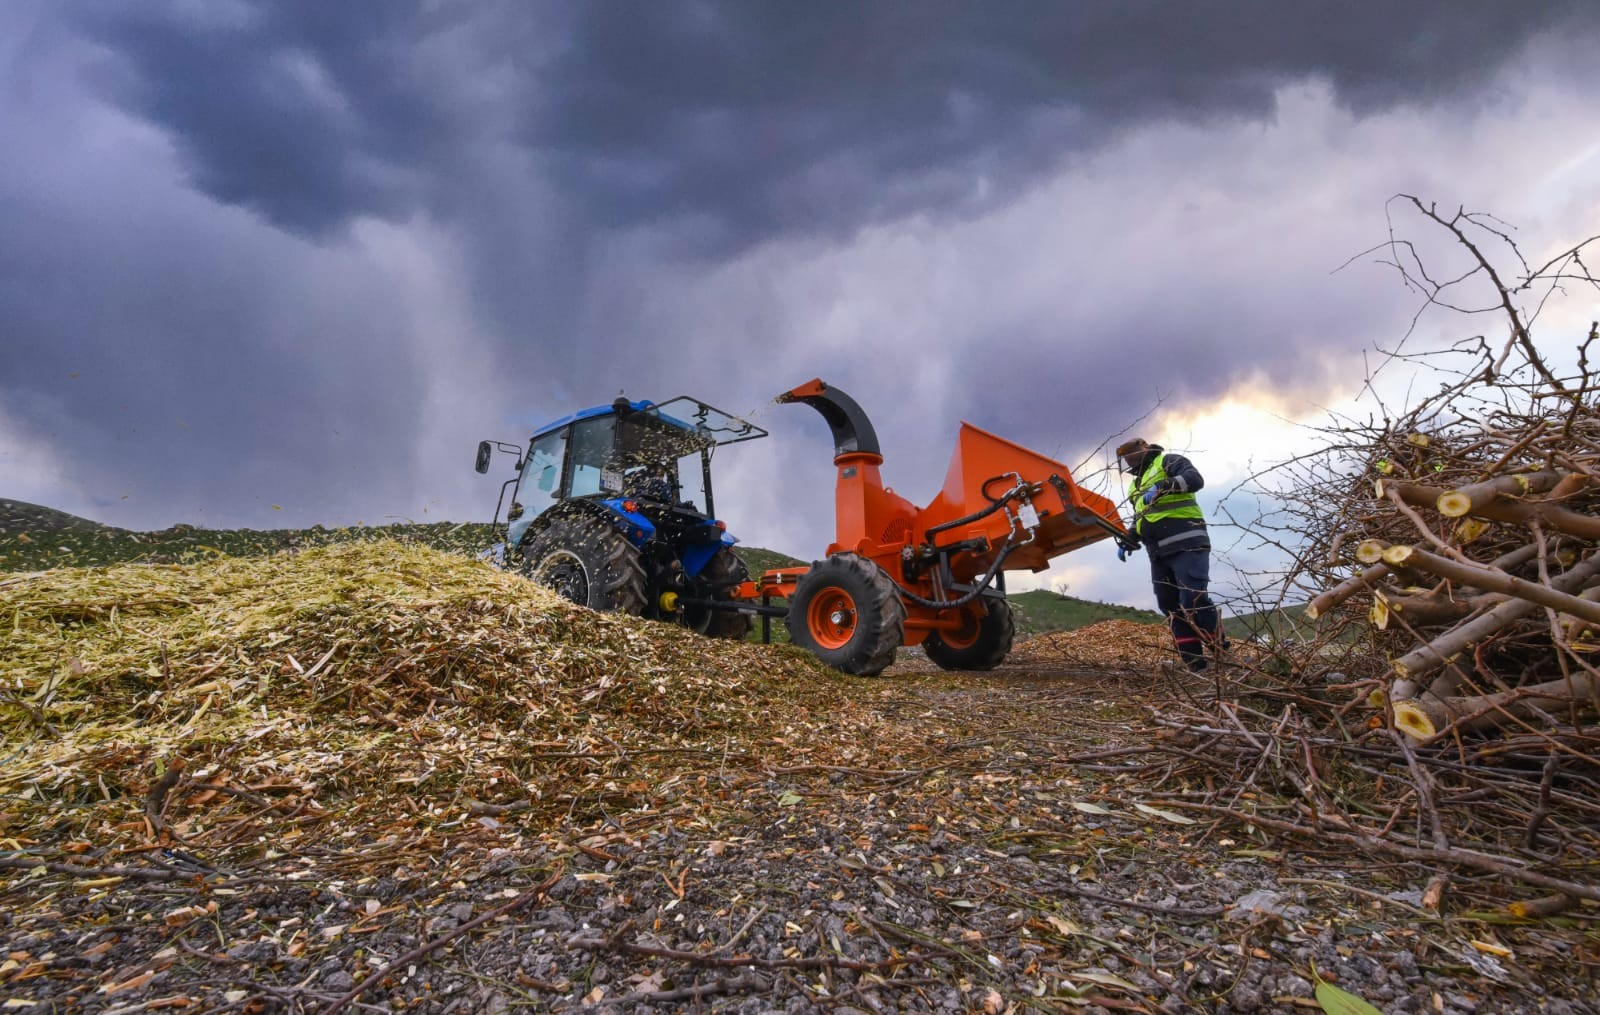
[681,529,739,578]
[596,498,657,546]
[517,500,655,553]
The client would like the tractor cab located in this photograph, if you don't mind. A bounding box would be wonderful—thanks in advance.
[475,395,767,634]
[491,396,765,545]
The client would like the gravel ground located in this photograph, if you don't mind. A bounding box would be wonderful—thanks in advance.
[4,655,1597,1013]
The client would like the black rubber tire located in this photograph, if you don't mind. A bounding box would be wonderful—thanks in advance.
[519,513,647,615]
[695,548,754,640]
[922,597,1015,671]
[787,553,906,676]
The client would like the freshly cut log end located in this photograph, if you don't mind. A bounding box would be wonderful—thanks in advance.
[1370,595,1390,630]
[1366,687,1388,709]
[1406,432,1432,448]
[1381,544,1416,566]
[1437,491,1473,518]
[1393,699,1439,741]
[1454,518,1490,544]
[1356,539,1390,565]
[1304,603,1321,622]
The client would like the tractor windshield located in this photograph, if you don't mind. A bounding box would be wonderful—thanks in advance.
[567,414,710,509]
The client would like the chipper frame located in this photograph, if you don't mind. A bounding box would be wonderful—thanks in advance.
[731,379,1129,676]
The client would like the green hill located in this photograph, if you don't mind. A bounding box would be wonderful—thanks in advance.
[1222,602,1312,642]
[0,512,500,572]
[1009,589,1313,643]
[733,544,805,576]
[1007,588,1163,635]
[0,498,127,536]
[0,503,804,580]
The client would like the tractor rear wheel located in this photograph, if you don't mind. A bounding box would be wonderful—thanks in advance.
[787,554,906,676]
[519,514,647,615]
[923,597,1014,671]
[694,548,753,640]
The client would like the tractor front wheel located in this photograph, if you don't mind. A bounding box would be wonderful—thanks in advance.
[923,597,1015,671]
[519,513,648,615]
[787,554,906,676]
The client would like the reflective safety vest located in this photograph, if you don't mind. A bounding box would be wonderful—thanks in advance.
[1128,453,1202,538]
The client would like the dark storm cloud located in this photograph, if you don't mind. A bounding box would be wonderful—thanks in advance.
[66,0,559,236]
[7,0,1597,561]
[0,6,445,528]
[70,0,1596,249]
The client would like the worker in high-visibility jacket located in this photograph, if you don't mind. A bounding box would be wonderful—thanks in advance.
[1115,437,1227,672]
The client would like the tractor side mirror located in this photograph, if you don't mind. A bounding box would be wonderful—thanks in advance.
[474,440,493,474]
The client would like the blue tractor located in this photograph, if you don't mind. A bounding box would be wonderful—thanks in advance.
[475,396,768,637]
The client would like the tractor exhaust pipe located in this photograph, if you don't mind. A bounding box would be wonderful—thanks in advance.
[776,379,882,460]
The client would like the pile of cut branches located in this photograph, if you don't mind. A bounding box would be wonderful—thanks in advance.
[1285,201,1600,746]
[1127,199,1600,908]
[1312,403,1600,742]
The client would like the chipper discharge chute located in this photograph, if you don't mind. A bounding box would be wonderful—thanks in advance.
[733,378,1128,676]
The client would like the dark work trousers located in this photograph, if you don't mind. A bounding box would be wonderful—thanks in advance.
[1150,549,1223,671]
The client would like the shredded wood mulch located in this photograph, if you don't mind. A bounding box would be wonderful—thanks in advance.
[3,546,1596,1013]
[1007,621,1170,671]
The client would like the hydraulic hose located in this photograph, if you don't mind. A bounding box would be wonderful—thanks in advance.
[892,533,1023,609]
[897,473,1033,610]
[923,474,1026,541]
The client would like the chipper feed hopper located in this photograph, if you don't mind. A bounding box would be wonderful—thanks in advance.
[733,379,1129,675]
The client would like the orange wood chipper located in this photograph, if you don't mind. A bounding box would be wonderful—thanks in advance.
[731,379,1130,675]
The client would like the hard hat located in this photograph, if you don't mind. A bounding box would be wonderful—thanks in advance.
[1115,438,1149,463]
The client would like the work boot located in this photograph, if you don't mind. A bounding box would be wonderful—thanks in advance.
[1158,658,1207,678]
[1204,630,1232,662]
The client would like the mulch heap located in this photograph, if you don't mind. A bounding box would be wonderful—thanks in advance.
[1,541,864,848]
[1008,619,1171,670]
[0,542,886,1011]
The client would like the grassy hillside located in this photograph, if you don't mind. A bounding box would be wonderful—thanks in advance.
[734,544,805,576]
[1222,602,1313,642]
[0,498,127,534]
[1011,588,1315,643]
[0,499,803,579]
[1007,588,1163,635]
[0,507,499,572]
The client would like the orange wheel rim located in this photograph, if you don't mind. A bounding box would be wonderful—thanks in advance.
[807,588,858,649]
[941,606,982,650]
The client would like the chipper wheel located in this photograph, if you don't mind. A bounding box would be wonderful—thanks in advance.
[788,553,906,676]
[922,597,1015,671]
[689,547,754,640]
[519,513,647,615]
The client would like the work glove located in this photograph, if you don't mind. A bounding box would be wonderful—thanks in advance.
[1116,544,1130,562]
[1141,482,1170,506]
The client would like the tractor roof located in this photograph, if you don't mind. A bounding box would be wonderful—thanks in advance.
[530,396,767,449]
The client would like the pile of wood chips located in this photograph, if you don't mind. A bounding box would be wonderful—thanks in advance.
[1009,618,1170,670]
[0,541,867,861]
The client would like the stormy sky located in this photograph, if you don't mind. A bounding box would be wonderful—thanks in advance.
[4,0,1599,607]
